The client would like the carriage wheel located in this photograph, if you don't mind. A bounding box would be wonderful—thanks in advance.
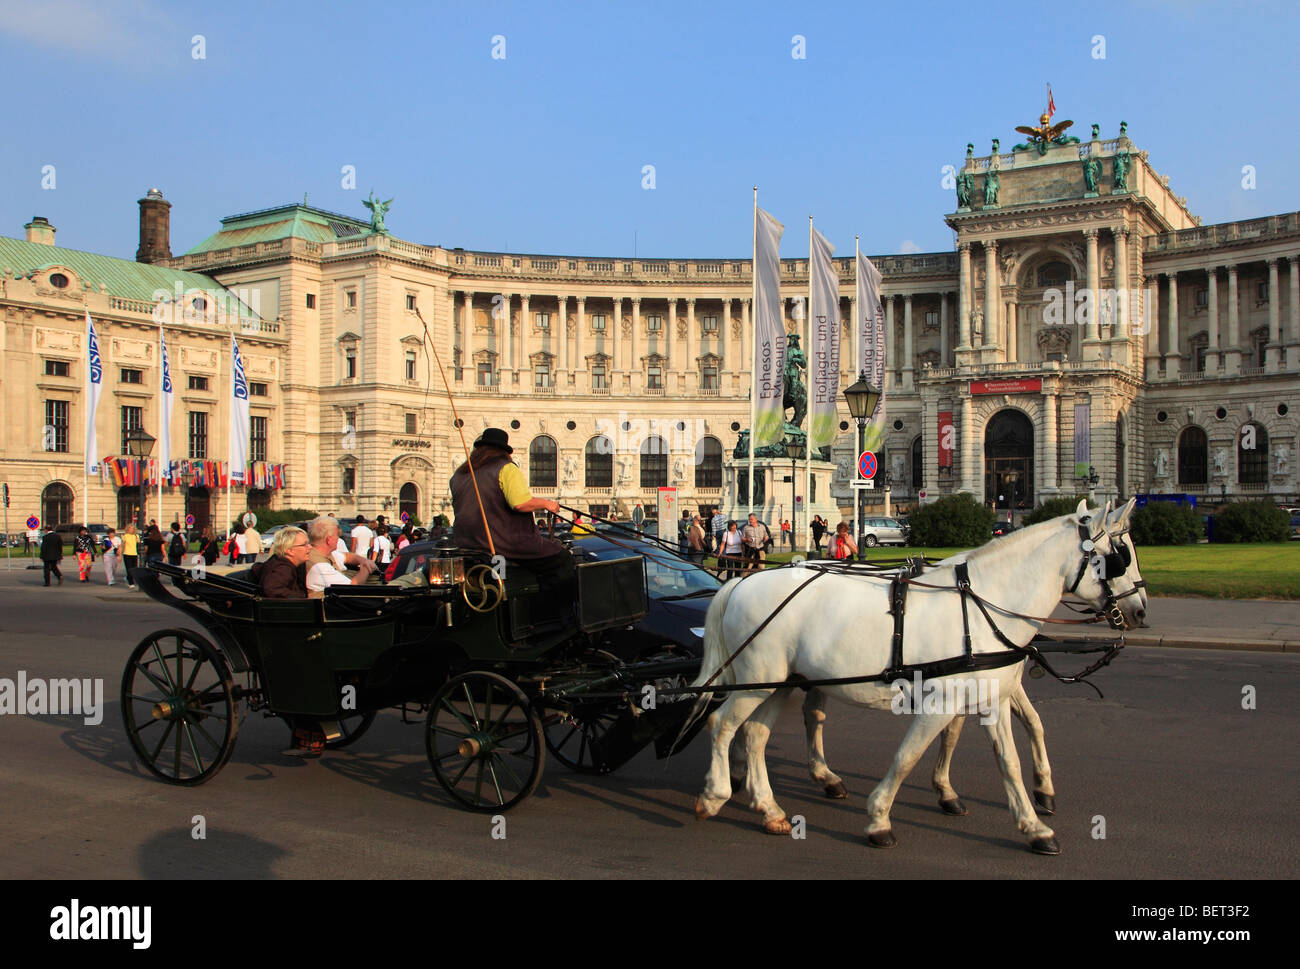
[121,628,239,786]
[544,705,621,774]
[426,671,544,811]
[325,711,377,749]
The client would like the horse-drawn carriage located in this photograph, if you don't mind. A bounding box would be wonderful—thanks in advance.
[122,548,706,811]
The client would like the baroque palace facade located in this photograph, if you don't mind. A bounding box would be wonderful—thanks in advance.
[2,120,1298,535]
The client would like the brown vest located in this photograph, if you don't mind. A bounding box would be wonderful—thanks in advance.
[450,451,564,560]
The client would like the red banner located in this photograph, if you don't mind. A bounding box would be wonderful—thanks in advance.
[969,378,1042,395]
[938,411,954,469]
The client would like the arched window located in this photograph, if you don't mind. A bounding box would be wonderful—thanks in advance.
[585,436,613,488]
[910,436,923,489]
[1177,425,1208,485]
[695,436,722,488]
[529,436,557,488]
[640,435,668,488]
[42,482,74,528]
[1238,423,1268,484]
[399,482,419,523]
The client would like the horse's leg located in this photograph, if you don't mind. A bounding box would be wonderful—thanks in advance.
[981,699,1059,855]
[1010,683,1055,815]
[696,692,767,820]
[741,692,792,834]
[863,712,954,848]
[931,714,969,816]
[802,688,847,798]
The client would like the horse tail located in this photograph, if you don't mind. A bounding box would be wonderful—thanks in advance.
[671,576,742,752]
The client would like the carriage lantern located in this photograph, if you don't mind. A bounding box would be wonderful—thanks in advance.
[425,556,466,587]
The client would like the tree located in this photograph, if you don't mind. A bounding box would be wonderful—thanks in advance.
[907,492,994,547]
[1211,501,1288,543]
[1130,501,1200,545]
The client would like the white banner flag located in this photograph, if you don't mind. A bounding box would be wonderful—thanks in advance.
[229,334,250,483]
[753,206,786,448]
[856,252,887,455]
[84,310,103,475]
[808,226,841,451]
[159,330,175,472]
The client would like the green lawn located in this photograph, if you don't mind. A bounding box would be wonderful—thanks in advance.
[764,542,1300,599]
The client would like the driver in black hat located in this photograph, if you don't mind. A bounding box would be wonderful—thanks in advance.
[450,427,575,628]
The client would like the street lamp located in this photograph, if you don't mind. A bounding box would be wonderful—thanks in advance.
[1079,464,1100,503]
[784,436,801,553]
[843,372,881,558]
[1003,470,1019,521]
[124,427,156,532]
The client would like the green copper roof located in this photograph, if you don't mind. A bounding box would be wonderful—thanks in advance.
[0,235,260,316]
[185,203,371,254]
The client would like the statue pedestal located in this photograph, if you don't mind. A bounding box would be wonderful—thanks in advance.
[722,457,840,549]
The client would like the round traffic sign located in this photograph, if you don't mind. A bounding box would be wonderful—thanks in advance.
[400,511,410,523]
[27,515,40,530]
[185,514,195,527]
[858,451,878,479]
[919,490,927,500]
[241,512,257,528]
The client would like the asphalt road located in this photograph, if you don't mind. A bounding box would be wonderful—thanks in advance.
[1,568,1297,879]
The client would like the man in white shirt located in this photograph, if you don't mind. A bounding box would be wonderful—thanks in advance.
[373,526,393,565]
[350,514,374,560]
[306,516,377,597]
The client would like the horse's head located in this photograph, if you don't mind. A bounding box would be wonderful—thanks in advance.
[1067,498,1148,630]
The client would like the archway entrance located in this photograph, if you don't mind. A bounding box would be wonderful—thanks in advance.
[984,409,1034,513]
[186,488,212,533]
[399,482,419,523]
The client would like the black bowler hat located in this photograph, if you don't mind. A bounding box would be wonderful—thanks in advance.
[473,427,513,452]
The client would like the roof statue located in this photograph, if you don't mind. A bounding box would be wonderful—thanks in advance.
[363,191,394,234]
[1013,99,1080,156]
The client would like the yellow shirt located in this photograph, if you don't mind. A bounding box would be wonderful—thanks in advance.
[498,462,532,509]
[121,532,139,555]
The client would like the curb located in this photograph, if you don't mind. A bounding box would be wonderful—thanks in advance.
[1044,634,1290,654]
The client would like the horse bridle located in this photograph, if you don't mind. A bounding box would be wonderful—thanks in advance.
[1067,515,1145,629]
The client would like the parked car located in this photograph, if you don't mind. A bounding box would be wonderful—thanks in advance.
[1290,513,1300,540]
[53,523,110,545]
[858,516,908,547]
[992,520,1019,537]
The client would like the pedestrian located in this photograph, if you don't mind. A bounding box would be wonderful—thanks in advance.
[167,522,187,565]
[198,525,220,565]
[687,514,707,566]
[828,521,858,560]
[102,527,121,585]
[351,514,374,560]
[811,515,826,552]
[710,508,726,548]
[741,513,770,573]
[242,518,262,564]
[233,525,247,565]
[121,523,139,588]
[373,523,393,566]
[781,518,791,548]
[74,526,95,582]
[396,523,413,551]
[143,524,165,565]
[40,528,63,586]
[717,521,744,579]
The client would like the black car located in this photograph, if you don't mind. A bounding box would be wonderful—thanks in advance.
[992,520,1019,537]
[385,535,719,661]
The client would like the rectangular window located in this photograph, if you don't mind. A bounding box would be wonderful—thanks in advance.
[1195,288,1208,308]
[1258,280,1269,302]
[44,360,70,377]
[306,293,316,309]
[535,312,550,330]
[702,364,719,389]
[535,361,551,387]
[188,412,208,459]
[121,406,142,454]
[646,315,663,332]
[342,466,355,493]
[404,413,416,434]
[121,368,143,384]
[647,363,663,389]
[405,351,417,381]
[405,293,417,311]
[188,375,209,391]
[477,363,493,386]
[345,290,357,309]
[44,400,69,452]
[345,349,357,379]
[592,361,608,390]
[249,381,268,397]
[1194,345,1207,373]
[344,409,357,434]
[250,415,267,463]
[590,313,606,332]
[702,315,718,334]
[926,310,939,327]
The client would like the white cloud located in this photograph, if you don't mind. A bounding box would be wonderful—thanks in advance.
[0,0,174,63]
[898,239,923,254]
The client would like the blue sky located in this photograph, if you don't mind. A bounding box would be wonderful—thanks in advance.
[2,0,1297,261]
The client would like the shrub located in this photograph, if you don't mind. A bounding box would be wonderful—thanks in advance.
[1022,495,1091,526]
[1211,501,1289,543]
[908,492,994,547]
[1130,501,1200,545]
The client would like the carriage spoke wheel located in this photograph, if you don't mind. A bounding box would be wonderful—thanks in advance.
[544,705,621,774]
[325,711,377,749]
[121,628,238,786]
[426,671,544,812]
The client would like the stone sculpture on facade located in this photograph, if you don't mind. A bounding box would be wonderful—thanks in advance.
[984,170,1000,206]
[1275,445,1290,475]
[1213,448,1229,476]
[362,192,393,234]
[1153,448,1169,478]
[1113,148,1131,192]
[956,171,974,208]
[562,454,579,484]
[1083,157,1101,194]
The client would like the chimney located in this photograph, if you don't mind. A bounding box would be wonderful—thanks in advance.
[136,188,172,263]
[24,217,56,245]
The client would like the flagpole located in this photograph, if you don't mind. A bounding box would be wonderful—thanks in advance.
[854,235,861,547]
[157,321,164,531]
[83,312,89,528]
[225,325,231,542]
[748,187,757,518]
[803,216,813,553]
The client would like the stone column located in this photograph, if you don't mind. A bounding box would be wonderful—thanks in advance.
[1143,276,1161,381]
[939,291,950,367]
[959,393,978,495]
[983,241,999,351]
[461,291,474,380]
[742,298,751,385]
[666,298,677,373]
[957,243,972,350]
[885,295,896,388]
[574,296,585,378]
[902,294,914,390]
[1223,265,1241,375]
[721,297,732,372]
[520,294,531,379]
[1206,268,1220,374]
[556,295,568,375]
[1288,257,1300,370]
[687,298,697,388]
[630,298,641,391]
[1083,229,1101,358]
[1165,271,1181,376]
[1266,258,1282,372]
[609,296,620,378]
[1113,227,1129,337]
[1041,389,1058,497]
[1005,299,1018,363]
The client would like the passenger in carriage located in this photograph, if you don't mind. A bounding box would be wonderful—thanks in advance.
[450,427,575,624]
[304,516,378,597]
[250,526,310,598]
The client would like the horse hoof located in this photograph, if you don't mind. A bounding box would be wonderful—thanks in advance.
[1030,836,1061,856]
[939,797,968,816]
[694,798,717,820]
[763,816,792,835]
[1034,792,1056,816]
[866,829,897,849]
[823,781,848,799]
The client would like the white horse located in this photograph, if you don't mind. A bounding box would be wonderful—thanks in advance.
[691,499,1146,854]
